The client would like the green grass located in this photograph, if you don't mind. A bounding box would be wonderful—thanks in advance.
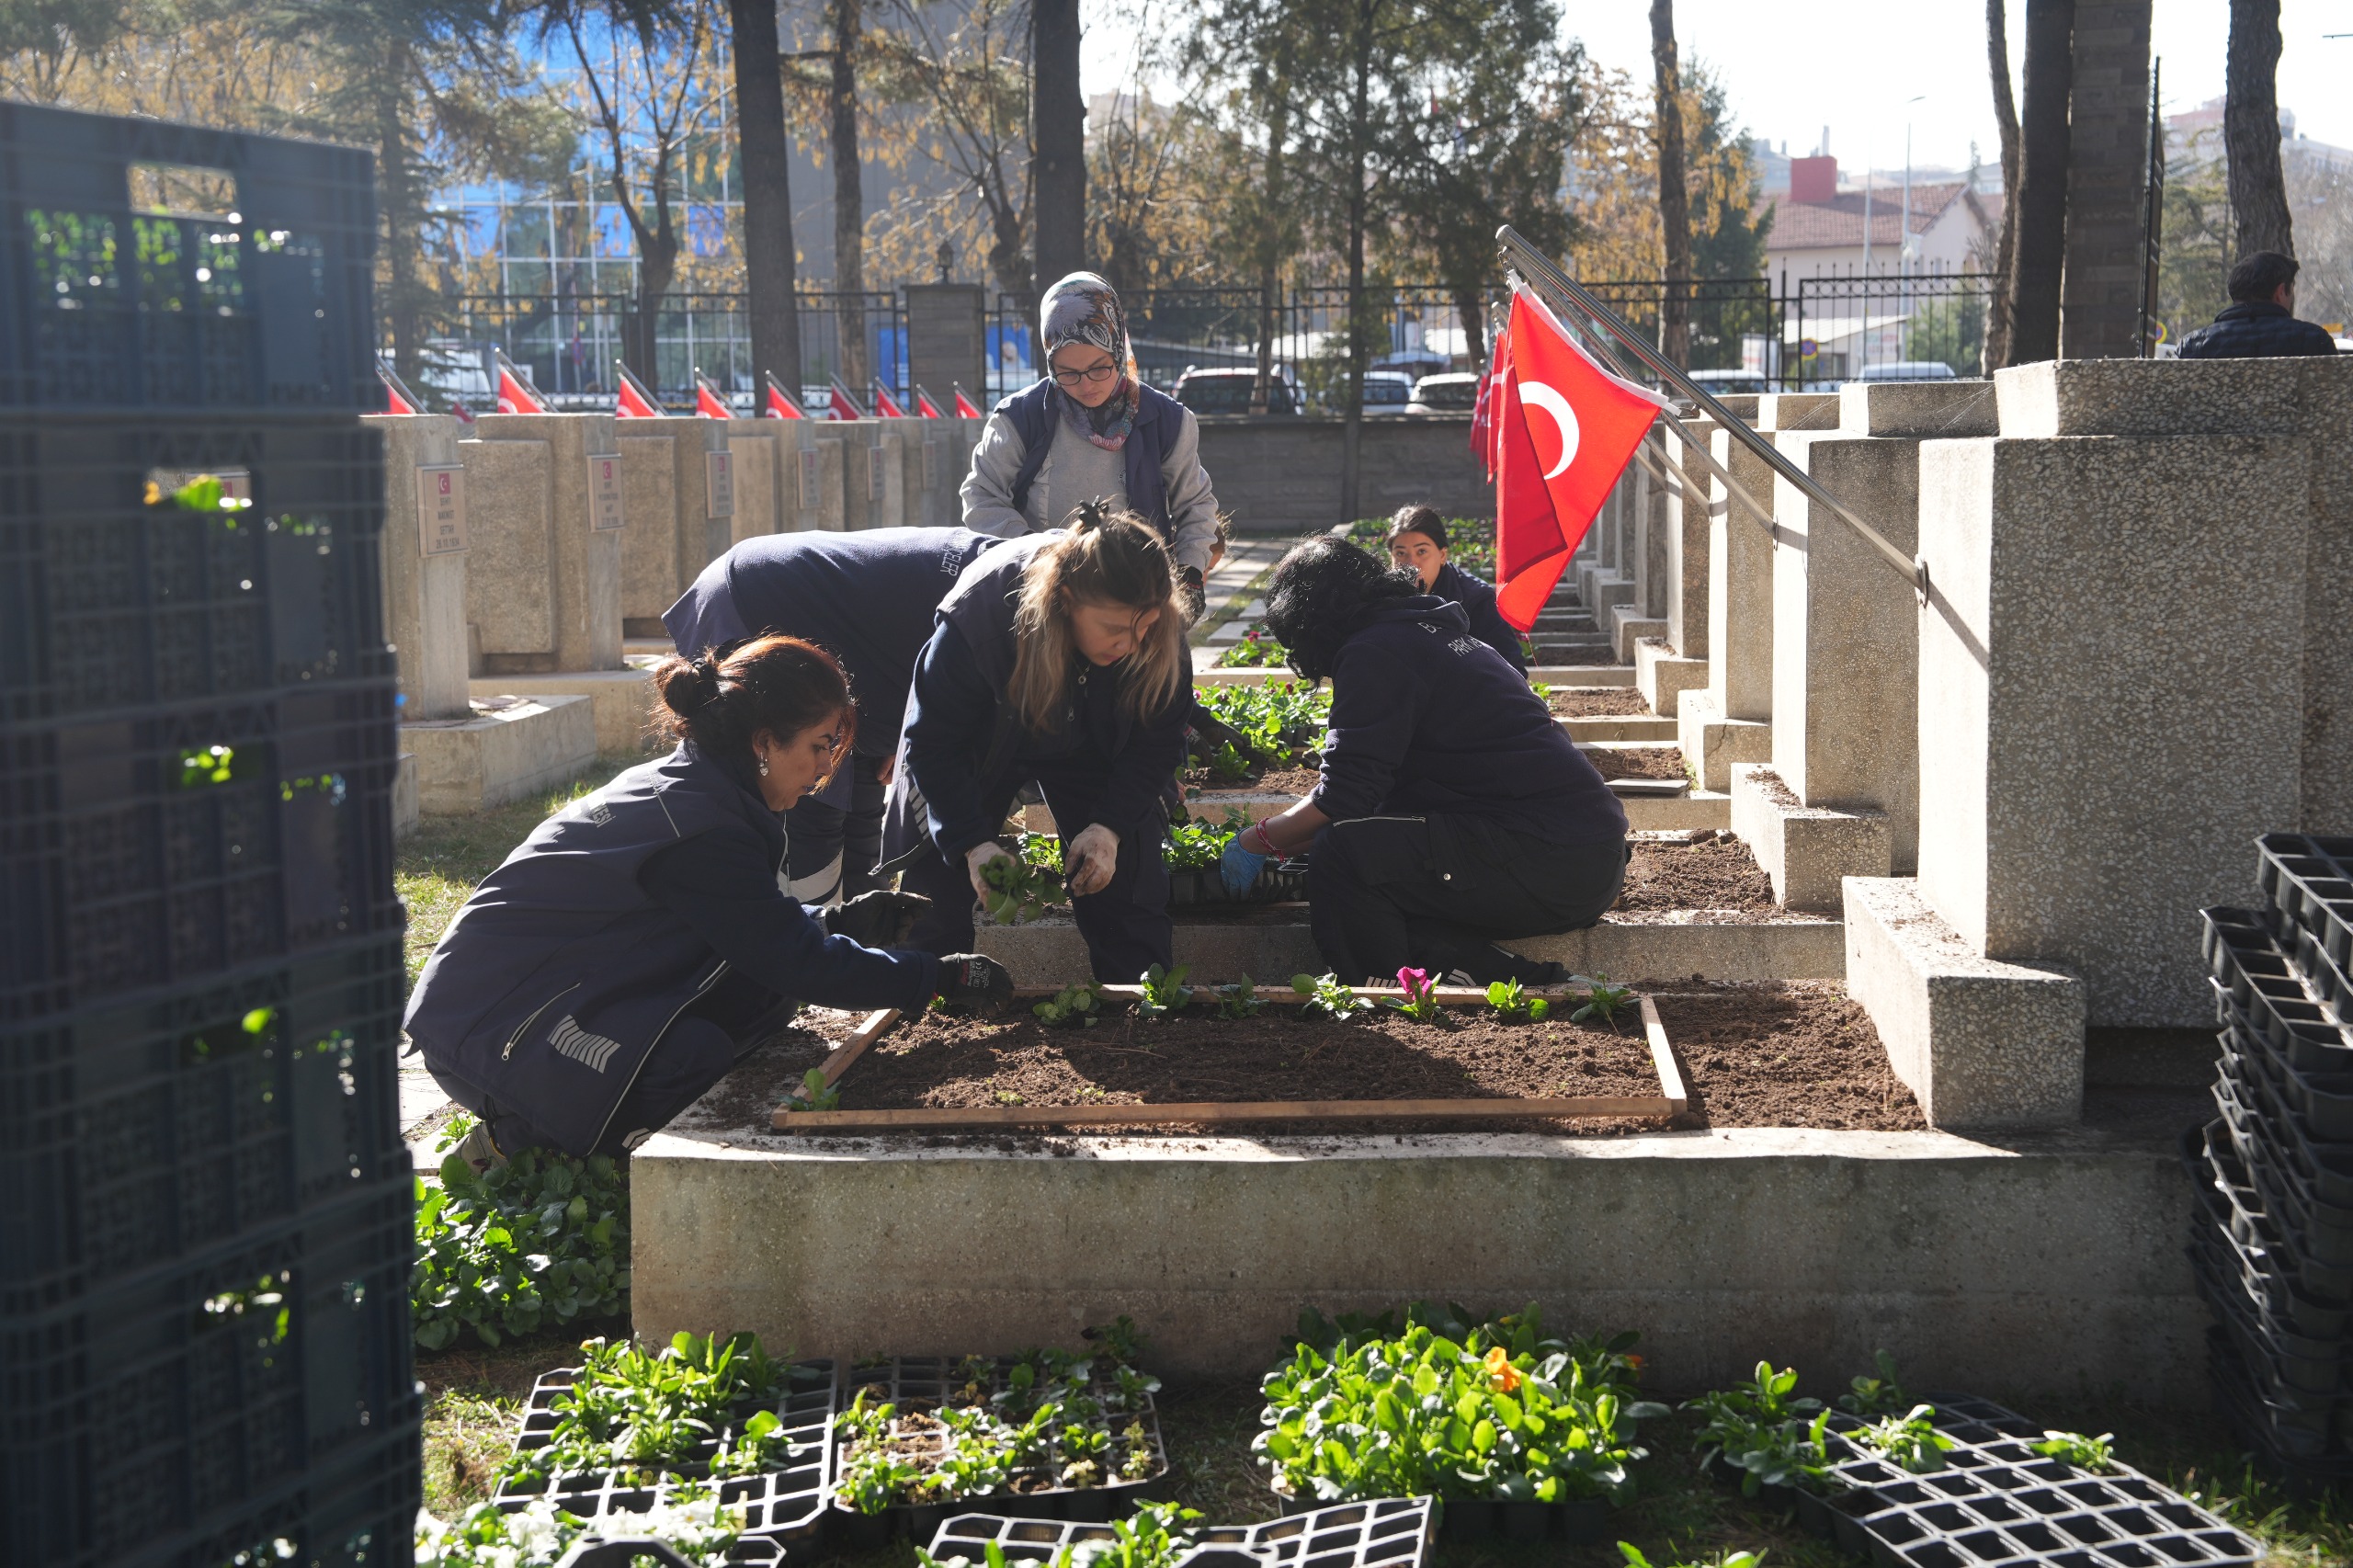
[415,1346,2353,1566]
[397,755,643,985]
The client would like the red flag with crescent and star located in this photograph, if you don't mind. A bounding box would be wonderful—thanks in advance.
[951,382,984,419]
[914,385,946,418]
[1492,290,1666,630]
[494,349,548,415]
[614,359,665,418]
[377,359,421,415]
[826,377,868,420]
[763,371,807,419]
[693,368,733,419]
[870,379,908,418]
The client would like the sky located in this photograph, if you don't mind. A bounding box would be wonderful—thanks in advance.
[1079,0,2353,182]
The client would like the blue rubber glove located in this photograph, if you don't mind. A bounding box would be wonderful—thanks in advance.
[1219,835,1269,896]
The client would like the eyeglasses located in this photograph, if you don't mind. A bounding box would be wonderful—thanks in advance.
[1050,362,1120,388]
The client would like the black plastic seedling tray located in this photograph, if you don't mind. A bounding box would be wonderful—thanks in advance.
[2190,1120,2353,1303]
[2256,834,2353,971]
[2217,991,2353,1143]
[2291,920,2353,1027]
[1166,860,1308,908]
[495,1358,837,1542]
[2209,1326,2353,1479]
[1802,1392,2258,1568]
[2203,909,2353,1073]
[929,1497,1436,1568]
[829,1356,1172,1545]
[2212,1049,2353,1211]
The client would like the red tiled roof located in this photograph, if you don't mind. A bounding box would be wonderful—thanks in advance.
[1753,181,2000,252]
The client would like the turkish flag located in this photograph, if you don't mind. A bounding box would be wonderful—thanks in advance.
[494,351,547,415]
[694,369,733,419]
[615,360,664,418]
[763,371,806,419]
[952,383,984,419]
[826,377,867,420]
[915,385,945,418]
[377,359,420,415]
[1493,290,1665,630]
[871,380,908,418]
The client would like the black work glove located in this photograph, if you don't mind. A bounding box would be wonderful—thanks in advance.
[824,890,932,948]
[938,953,1016,1016]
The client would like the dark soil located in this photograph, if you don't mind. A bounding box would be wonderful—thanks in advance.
[1546,687,1654,717]
[1585,745,1688,782]
[694,982,1926,1136]
[1654,984,1926,1131]
[1533,644,1621,665]
[1613,834,1779,915]
[1185,767,1319,797]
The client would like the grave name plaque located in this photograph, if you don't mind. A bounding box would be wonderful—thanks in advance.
[705,449,735,517]
[588,450,623,531]
[416,462,467,555]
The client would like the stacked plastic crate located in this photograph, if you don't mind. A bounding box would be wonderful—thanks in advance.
[0,103,417,1567]
[2192,833,2353,1485]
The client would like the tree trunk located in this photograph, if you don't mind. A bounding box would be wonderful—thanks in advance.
[732,0,801,394]
[2225,0,2292,256]
[374,49,422,391]
[1985,0,2022,369]
[1650,0,1691,368]
[828,0,868,391]
[1251,96,1289,415]
[2006,0,2073,365]
[1030,0,1086,292]
[631,230,680,382]
[1336,0,1373,526]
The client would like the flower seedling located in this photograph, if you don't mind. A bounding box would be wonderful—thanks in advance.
[1857,1404,1954,1473]
[1203,741,1256,782]
[1033,983,1104,1028]
[2031,1430,2116,1472]
[1620,1546,1768,1568]
[1136,962,1194,1019]
[1218,627,1289,667]
[498,1332,798,1490]
[1292,971,1373,1020]
[1684,1363,1838,1497]
[416,1494,743,1568]
[982,851,1066,925]
[1020,832,1064,873]
[782,1067,840,1112]
[1571,972,1634,1028]
[1212,973,1263,1020]
[1387,966,1449,1023]
[1837,1349,1909,1415]
[1486,978,1552,1022]
[1165,815,1236,870]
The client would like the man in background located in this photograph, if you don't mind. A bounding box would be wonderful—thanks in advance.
[2177,252,2340,359]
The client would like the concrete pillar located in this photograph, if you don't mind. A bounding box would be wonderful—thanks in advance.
[618,416,731,635]
[868,422,910,529]
[905,283,986,403]
[461,413,623,675]
[2059,0,2154,362]
[1913,361,2319,1026]
[1742,381,1997,903]
[795,428,848,531]
[363,414,470,720]
[725,418,789,543]
[1637,430,1710,715]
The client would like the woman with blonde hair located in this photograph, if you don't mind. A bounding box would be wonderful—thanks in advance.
[900,506,1190,981]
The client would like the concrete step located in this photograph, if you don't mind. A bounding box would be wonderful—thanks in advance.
[1558,716,1677,742]
[469,665,662,757]
[1531,665,1633,687]
[403,694,598,814]
[974,903,1837,987]
[1058,790,1726,836]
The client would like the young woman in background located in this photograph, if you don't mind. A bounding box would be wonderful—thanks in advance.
[1384,504,1527,673]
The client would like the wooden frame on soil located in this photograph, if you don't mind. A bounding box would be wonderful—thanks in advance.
[771,987,1688,1132]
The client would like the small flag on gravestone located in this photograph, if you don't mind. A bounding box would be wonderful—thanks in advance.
[494,349,548,415]
[614,360,665,418]
[763,370,808,419]
[951,382,984,419]
[1492,290,1666,631]
[870,380,908,418]
[914,385,946,418]
[826,377,868,420]
[378,359,422,415]
[693,368,733,419]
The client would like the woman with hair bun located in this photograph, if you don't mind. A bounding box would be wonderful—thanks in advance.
[1217,536,1626,985]
[404,634,1013,1167]
[900,505,1190,981]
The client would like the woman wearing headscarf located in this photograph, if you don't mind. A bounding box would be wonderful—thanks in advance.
[961,271,1224,608]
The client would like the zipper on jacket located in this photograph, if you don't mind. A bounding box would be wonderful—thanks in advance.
[503,984,581,1061]
[586,959,733,1153]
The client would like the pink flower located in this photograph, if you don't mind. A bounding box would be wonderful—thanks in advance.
[1397,966,1431,1001]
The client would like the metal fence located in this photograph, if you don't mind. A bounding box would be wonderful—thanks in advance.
[437,291,905,409]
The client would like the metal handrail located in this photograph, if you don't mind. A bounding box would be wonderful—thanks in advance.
[1496,224,1929,603]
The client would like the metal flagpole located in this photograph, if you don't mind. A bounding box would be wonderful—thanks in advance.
[1496,223,1928,602]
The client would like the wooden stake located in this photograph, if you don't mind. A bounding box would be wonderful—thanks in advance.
[772,1095,1675,1132]
[1639,994,1688,1113]
[816,1007,901,1089]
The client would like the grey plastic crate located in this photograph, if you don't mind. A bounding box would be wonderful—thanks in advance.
[494,1358,835,1542]
[928,1497,1436,1568]
[1815,1394,2257,1568]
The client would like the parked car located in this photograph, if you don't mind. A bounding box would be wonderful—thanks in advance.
[1406,371,1480,415]
[1852,360,1960,381]
[1688,368,1770,395]
[1172,368,1301,415]
[1359,370,1415,415]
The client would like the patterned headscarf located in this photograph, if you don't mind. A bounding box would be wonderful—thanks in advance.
[1040,271,1136,451]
